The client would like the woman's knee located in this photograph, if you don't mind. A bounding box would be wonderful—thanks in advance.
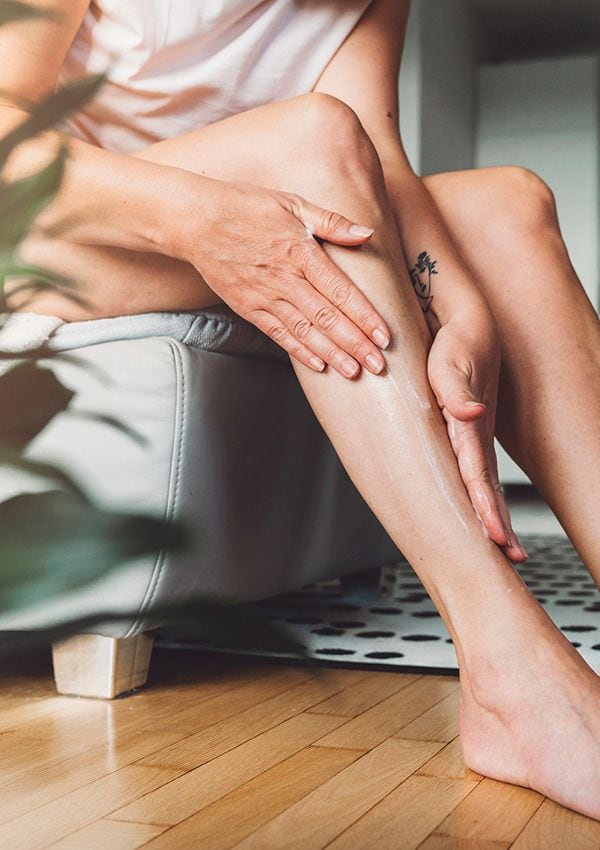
[486,166,557,231]
[284,93,387,203]
[426,165,558,245]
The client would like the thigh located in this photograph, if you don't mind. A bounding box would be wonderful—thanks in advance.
[132,96,316,187]
[16,96,336,320]
[421,165,560,327]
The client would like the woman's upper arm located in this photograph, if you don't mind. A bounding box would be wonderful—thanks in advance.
[314,0,410,152]
[0,0,89,104]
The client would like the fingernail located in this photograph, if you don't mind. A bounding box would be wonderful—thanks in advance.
[348,225,374,238]
[366,353,384,374]
[309,356,325,372]
[466,401,486,408]
[341,358,359,377]
[508,529,528,559]
[372,328,390,349]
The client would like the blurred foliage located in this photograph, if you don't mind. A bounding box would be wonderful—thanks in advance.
[0,0,46,25]
[0,1,305,664]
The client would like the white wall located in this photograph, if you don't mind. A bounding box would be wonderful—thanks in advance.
[398,0,422,173]
[477,54,600,482]
[477,55,600,307]
[399,0,480,176]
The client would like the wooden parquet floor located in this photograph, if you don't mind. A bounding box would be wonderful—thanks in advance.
[0,647,598,849]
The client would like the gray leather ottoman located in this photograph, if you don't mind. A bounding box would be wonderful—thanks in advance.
[0,307,399,696]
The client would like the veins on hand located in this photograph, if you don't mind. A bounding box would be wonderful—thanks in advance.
[409,251,437,313]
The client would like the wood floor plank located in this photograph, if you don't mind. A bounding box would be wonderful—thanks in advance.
[232,738,444,849]
[0,730,183,824]
[0,697,81,734]
[139,745,363,850]
[47,818,168,850]
[316,675,458,750]
[430,777,543,844]
[1,765,178,850]
[327,772,479,850]
[394,690,460,743]
[0,667,310,790]
[416,736,484,781]
[309,672,420,717]
[417,837,510,850]
[138,674,361,772]
[110,712,348,827]
[0,655,586,850]
[510,798,600,849]
[305,668,369,687]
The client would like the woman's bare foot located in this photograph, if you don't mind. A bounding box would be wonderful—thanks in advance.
[459,624,600,820]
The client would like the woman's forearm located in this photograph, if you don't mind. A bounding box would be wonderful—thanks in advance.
[1,106,210,260]
[377,141,489,330]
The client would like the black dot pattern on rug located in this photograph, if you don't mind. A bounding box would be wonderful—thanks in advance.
[154,534,599,674]
[412,611,441,618]
[402,634,440,642]
[365,651,405,659]
[394,594,430,603]
[315,648,356,656]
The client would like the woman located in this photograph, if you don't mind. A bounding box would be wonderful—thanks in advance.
[2,0,599,818]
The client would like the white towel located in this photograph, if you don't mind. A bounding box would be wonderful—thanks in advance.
[0,306,286,368]
[0,313,65,375]
[0,312,65,352]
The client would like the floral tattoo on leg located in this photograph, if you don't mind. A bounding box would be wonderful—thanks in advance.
[409,251,438,313]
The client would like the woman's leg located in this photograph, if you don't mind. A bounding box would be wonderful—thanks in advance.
[424,166,600,584]
[13,94,600,816]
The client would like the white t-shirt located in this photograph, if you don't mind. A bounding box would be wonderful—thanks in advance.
[60,0,373,152]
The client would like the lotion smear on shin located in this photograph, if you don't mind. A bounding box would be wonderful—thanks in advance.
[385,363,469,531]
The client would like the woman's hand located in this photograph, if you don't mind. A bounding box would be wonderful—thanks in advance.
[180,179,391,378]
[426,306,528,562]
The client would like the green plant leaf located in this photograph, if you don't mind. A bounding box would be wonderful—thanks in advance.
[0,74,105,171]
[0,490,190,610]
[0,361,73,448]
[0,445,88,498]
[0,262,70,288]
[0,148,65,255]
[0,1,49,25]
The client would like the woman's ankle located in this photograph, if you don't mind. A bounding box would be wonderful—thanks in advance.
[458,614,595,715]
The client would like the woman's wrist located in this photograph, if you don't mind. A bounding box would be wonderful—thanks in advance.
[150,168,223,263]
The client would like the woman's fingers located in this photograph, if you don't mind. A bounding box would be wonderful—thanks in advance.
[492,472,529,562]
[301,240,391,350]
[449,419,508,545]
[446,414,528,560]
[292,195,377,248]
[249,309,326,373]
[272,299,364,378]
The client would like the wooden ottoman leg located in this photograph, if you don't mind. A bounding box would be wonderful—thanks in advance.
[52,633,154,699]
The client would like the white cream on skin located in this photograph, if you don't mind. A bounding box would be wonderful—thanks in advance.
[369,357,469,532]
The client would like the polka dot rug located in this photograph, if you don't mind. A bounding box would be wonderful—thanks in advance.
[156,533,600,674]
